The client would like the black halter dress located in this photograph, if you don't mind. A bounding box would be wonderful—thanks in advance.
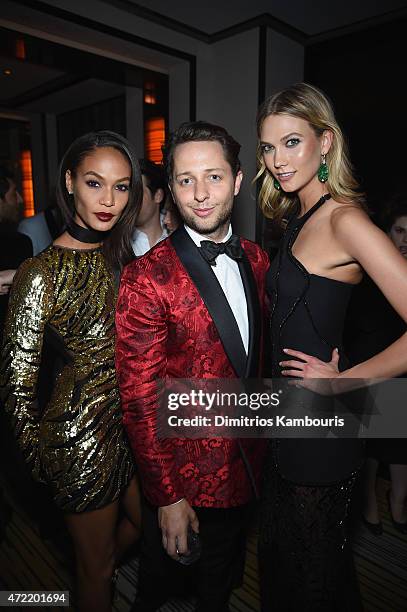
[259,194,364,611]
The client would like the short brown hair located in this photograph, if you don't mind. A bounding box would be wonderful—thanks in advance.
[162,121,241,180]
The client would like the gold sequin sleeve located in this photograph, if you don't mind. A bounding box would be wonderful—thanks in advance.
[1,257,54,480]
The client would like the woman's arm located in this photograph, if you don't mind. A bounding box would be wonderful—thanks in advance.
[333,208,407,378]
[0,258,54,478]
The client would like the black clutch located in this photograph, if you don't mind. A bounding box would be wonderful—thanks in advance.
[175,525,201,565]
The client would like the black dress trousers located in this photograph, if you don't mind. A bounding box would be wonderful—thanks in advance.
[134,499,253,612]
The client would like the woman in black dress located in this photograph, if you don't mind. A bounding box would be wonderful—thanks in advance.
[255,83,407,610]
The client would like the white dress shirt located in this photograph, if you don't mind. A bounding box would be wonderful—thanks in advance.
[131,213,169,256]
[185,224,249,354]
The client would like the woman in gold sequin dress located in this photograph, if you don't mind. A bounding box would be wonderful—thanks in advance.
[1,131,142,611]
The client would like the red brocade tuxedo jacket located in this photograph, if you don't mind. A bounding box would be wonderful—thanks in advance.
[116,226,270,508]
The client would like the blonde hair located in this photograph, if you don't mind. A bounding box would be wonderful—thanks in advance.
[255,82,365,224]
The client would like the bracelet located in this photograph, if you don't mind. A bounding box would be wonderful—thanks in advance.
[166,497,185,507]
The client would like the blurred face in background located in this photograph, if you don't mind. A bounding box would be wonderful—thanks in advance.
[162,200,180,234]
[0,178,23,223]
[136,175,163,228]
[389,215,407,258]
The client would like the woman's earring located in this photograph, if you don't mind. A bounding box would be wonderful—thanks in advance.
[318,153,329,183]
[273,177,281,191]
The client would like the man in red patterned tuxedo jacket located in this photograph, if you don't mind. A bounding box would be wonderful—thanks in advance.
[116,121,269,612]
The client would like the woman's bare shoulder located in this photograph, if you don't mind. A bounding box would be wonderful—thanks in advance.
[329,199,371,232]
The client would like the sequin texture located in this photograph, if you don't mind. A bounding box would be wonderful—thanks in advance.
[1,246,134,513]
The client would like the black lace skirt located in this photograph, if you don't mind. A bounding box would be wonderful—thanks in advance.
[258,447,362,612]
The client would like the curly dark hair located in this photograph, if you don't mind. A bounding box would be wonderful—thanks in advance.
[139,158,167,209]
[379,193,407,232]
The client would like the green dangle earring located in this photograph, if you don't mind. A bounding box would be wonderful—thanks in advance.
[273,177,281,191]
[318,153,329,183]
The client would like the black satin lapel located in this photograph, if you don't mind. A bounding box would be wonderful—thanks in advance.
[238,248,262,377]
[170,227,247,377]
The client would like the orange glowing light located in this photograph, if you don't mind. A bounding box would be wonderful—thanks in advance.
[144,82,157,105]
[145,117,165,164]
[19,150,34,217]
[15,38,26,60]
[144,93,156,104]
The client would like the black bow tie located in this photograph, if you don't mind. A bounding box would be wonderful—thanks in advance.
[199,234,243,266]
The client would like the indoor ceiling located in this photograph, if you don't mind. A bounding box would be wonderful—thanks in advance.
[0,54,125,115]
[0,25,150,116]
[1,0,407,117]
[18,79,125,114]
[0,56,64,103]
[128,0,407,36]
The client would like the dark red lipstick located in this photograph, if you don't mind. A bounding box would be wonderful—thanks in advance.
[95,212,113,222]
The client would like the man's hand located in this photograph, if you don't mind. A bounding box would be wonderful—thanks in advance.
[158,499,199,559]
[0,269,16,295]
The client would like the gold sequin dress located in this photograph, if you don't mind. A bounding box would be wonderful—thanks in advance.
[1,245,134,513]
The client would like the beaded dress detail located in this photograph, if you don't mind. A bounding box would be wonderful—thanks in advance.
[1,246,134,513]
[259,194,363,611]
[268,194,352,378]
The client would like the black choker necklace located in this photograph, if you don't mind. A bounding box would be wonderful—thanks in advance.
[67,220,107,244]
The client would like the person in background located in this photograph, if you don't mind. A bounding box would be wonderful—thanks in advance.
[18,203,64,255]
[162,194,181,234]
[1,132,142,612]
[346,193,407,535]
[131,158,168,256]
[0,270,16,295]
[0,162,32,551]
[0,163,32,341]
